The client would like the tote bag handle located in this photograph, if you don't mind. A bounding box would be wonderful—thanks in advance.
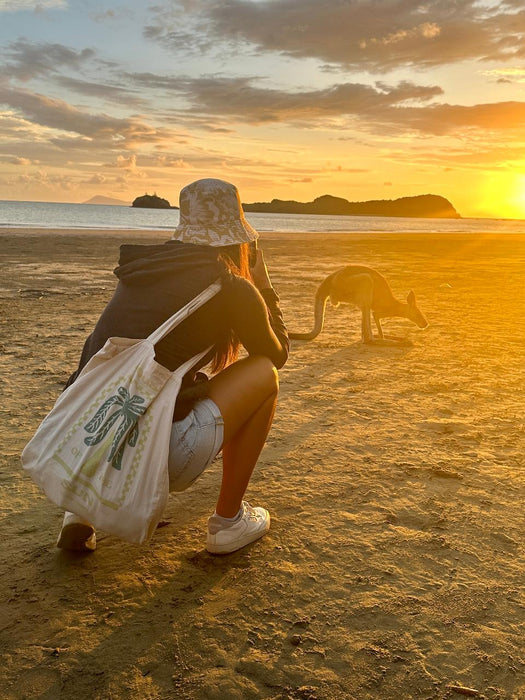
[146,280,221,347]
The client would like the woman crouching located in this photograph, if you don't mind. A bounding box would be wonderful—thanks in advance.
[57,178,288,554]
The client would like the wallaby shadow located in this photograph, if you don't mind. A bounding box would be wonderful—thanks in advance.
[277,340,415,453]
[285,335,415,382]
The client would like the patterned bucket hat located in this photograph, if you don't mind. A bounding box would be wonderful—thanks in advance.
[172,178,259,247]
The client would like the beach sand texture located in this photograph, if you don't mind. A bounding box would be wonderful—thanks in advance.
[1,230,524,700]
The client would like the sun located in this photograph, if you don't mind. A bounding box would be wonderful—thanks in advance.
[506,175,525,220]
[478,172,525,220]
[516,180,525,218]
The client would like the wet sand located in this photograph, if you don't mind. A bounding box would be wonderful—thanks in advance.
[1,228,524,699]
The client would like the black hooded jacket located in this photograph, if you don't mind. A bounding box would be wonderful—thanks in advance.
[66,240,289,418]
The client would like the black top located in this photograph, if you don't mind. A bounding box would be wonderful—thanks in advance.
[66,240,289,418]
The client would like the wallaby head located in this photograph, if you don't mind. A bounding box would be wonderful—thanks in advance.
[406,290,428,329]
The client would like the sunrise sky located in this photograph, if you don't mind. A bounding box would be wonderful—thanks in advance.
[0,0,524,218]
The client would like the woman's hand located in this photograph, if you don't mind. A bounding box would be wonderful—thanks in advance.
[250,249,272,291]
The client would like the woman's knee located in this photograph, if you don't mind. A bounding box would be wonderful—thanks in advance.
[207,354,278,408]
[246,355,279,396]
[207,356,279,441]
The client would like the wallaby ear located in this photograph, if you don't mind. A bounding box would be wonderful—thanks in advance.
[407,290,416,307]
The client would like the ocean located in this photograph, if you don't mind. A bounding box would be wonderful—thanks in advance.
[1,199,524,234]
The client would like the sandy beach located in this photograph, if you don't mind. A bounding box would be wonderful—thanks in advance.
[1,228,523,700]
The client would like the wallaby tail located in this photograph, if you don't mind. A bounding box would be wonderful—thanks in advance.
[288,276,332,341]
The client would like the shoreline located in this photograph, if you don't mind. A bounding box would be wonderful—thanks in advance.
[2,226,525,238]
[3,198,525,225]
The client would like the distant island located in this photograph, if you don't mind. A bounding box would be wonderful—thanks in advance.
[83,195,130,206]
[132,193,177,209]
[243,194,460,219]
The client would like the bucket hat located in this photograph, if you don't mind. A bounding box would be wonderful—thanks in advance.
[172,178,258,247]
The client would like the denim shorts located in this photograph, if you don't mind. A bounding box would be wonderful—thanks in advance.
[168,398,224,492]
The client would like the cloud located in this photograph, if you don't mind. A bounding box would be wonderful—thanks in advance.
[88,7,135,24]
[0,0,67,11]
[329,165,368,173]
[2,39,94,81]
[14,169,77,190]
[102,154,150,178]
[126,72,525,138]
[86,173,106,184]
[134,147,327,180]
[387,100,525,135]
[125,73,443,125]
[0,154,36,164]
[2,71,523,163]
[116,154,137,170]
[0,86,178,147]
[0,108,59,140]
[387,141,525,171]
[483,67,525,83]
[146,0,525,72]
[153,155,190,168]
[55,76,146,106]
[112,154,138,170]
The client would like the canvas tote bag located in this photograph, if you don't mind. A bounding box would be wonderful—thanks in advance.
[21,280,221,544]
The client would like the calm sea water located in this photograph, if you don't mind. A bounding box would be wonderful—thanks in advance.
[1,199,524,234]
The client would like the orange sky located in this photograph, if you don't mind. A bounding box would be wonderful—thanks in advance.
[1,1,524,219]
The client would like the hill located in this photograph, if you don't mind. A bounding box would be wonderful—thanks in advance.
[83,195,130,206]
[132,193,174,209]
[243,193,460,219]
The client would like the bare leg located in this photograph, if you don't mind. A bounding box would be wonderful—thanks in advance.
[56,356,277,551]
[206,356,279,517]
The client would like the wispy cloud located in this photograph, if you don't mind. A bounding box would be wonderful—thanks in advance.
[387,142,525,171]
[124,71,525,139]
[0,39,148,108]
[483,67,525,83]
[2,39,94,81]
[55,76,146,106]
[0,86,181,147]
[0,0,67,12]
[89,8,133,23]
[388,101,525,135]
[0,154,37,164]
[11,169,77,191]
[126,72,443,125]
[145,0,525,72]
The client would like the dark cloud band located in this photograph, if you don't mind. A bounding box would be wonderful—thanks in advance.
[145,0,525,72]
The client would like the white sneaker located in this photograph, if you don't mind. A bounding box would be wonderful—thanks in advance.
[56,512,96,552]
[206,501,270,554]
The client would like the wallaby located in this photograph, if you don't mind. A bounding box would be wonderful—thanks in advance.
[289,265,428,343]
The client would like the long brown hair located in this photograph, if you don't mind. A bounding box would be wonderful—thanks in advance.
[210,242,252,373]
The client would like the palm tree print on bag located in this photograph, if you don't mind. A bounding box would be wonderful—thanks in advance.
[83,387,147,470]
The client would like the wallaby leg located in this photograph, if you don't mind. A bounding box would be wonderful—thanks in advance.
[361,305,374,343]
[373,311,410,342]
[373,312,383,339]
[352,274,374,343]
